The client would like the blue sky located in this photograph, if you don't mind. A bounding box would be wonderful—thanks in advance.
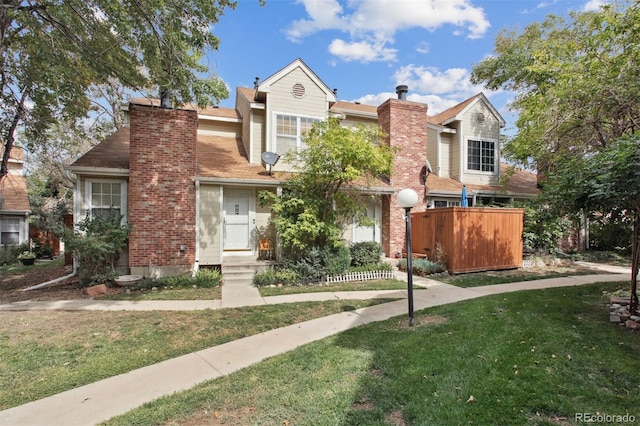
[207,0,608,133]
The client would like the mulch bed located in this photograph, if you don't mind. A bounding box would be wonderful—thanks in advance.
[0,263,124,304]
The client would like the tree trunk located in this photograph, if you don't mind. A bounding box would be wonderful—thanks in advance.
[630,212,639,312]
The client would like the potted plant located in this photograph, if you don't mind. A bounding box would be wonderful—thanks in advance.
[18,250,36,266]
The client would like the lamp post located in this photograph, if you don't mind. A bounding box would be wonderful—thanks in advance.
[397,188,418,326]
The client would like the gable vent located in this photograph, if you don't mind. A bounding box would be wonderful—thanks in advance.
[292,83,305,98]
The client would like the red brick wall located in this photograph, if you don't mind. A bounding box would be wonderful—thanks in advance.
[128,104,198,276]
[377,99,429,258]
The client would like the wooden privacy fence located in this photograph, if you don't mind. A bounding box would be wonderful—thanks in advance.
[410,207,524,274]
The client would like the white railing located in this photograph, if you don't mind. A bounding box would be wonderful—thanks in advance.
[325,270,394,284]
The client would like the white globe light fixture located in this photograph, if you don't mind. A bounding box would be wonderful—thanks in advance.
[397,188,418,326]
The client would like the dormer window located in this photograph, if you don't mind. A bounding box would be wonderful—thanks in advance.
[467,139,496,172]
[274,113,320,154]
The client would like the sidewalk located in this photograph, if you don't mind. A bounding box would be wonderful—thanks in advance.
[0,266,631,425]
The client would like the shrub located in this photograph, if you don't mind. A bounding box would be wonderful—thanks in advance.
[397,258,447,276]
[347,262,393,273]
[62,212,130,285]
[193,268,223,288]
[350,241,383,266]
[148,269,222,289]
[321,244,351,275]
[282,244,351,282]
[253,267,300,287]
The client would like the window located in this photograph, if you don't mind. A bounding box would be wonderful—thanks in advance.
[433,200,461,209]
[87,181,126,219]
[275,114,320,154]
[467,139,496,172]
[1,217,21,245]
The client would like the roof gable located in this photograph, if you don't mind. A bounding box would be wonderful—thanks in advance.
[430,93,505,127]
[257,58,336,102]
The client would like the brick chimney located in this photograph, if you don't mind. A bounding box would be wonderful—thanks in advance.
[128,103,198,278]
[377,97,429,258]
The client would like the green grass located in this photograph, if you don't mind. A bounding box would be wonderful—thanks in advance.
[104,281,639,426]
[439,266,608,288]
[100,286,222,301]
[0,258,64,275]
[259,278,411,296]
[0,299,393,410]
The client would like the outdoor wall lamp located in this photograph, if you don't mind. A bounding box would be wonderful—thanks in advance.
[397,188,418,326]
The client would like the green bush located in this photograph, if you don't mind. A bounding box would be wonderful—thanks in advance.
[350,241,383,266]
[397,258,446,276]
[152,269,222,289]
[347,262,393,273]
[282,244,351,282]
[321,244,351,275]
[193,268,223,287]
[62,212,130,285]
[253,267,300,287]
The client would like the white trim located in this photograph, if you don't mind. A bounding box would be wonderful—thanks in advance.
[84,178,128,221]
[464,136,498,175]
[194,179,200,275]
[68,166,129,177]
[272,111,323,155]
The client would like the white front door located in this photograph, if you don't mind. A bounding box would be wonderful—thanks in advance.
[223,189,252,251]
[353,198,381,244]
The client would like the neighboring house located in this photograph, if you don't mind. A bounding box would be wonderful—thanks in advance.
[69,58,538,278]
[0,146,31,246]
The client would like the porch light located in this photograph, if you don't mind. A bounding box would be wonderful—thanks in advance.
[397,188,418,326]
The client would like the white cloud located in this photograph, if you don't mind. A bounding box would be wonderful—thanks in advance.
[287,0,490,62]
[328,38,398,62]
[582,0,608,11]
[349,63,507,116]
[392,65,479,98]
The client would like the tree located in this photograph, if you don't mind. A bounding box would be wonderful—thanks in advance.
[470,1,640,172]
[259,116,394,256]
[544,133,640,312]
[0,0,252,181]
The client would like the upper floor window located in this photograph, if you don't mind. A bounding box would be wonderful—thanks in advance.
[1,217,21,245]
[467,139,496,172]
[87,180,127,220]
[275,114,320,154]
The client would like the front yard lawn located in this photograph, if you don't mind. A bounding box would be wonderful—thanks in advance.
[104,281,639,425]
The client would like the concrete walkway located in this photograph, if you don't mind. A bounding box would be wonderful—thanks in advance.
[0,264,631,425]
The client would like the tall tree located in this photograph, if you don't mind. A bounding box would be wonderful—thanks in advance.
[0,0,247,181]
[544,134,640,312]
[259,116,394,255]
[470,1,640,172]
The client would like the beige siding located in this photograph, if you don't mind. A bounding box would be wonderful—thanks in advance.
[197,120,241,138]
[199,184,222,265]
[340,116,378,128]
[269,67,329,116]
[439,133,452,178]
[254,187,275,252]
[252,109,266,165]
[460,102,500,186]
[449,122,462,180]
[268,67,329,172]
[237,93,253,161]
[427,128,438,175]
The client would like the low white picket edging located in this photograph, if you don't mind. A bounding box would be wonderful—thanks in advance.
[326,270,394,284]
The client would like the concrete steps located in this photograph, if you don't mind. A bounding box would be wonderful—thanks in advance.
[220,256,275,308]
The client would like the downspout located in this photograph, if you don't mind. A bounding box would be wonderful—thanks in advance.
[21,264,77,292]
[193,179,200,276]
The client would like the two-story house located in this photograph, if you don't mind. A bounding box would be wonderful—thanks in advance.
[0,146,31,247]
[69,58,537,278]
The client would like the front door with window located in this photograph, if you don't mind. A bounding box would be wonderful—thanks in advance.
[223,190,252,251]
